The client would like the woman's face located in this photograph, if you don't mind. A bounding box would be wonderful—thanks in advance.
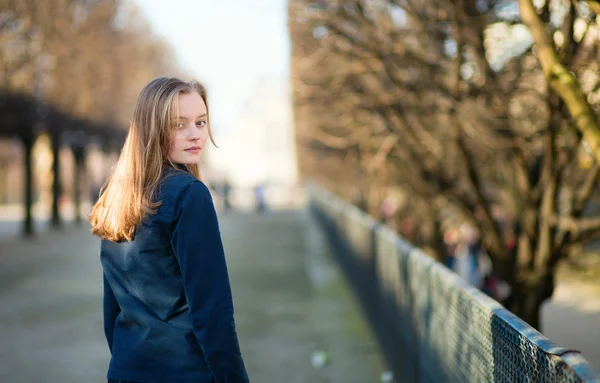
[168,91,209,165]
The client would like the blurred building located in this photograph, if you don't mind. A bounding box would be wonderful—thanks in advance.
[203,74,299,209]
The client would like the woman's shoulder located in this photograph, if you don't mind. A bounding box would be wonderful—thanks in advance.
[156,168,198,206]
[161,167,196,188]
[159,168,212,204]
[162,175,216,223]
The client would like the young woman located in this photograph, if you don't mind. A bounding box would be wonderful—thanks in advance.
[89,77,250,383]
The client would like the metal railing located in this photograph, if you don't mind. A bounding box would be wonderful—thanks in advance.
[307,183,600,383]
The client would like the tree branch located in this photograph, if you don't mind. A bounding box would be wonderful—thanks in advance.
[519,0,600,163]
[549,215,600,235]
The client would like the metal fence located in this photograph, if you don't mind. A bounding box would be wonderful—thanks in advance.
[307,183,600,383]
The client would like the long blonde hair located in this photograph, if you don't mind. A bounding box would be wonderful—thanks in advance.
[89,77,216,242]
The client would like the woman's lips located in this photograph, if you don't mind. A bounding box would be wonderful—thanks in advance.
[185,146,202,153]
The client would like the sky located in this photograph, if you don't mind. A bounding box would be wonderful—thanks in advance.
[133,0,290,134]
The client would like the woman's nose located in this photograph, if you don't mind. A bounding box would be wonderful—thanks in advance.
[187,124,202,140]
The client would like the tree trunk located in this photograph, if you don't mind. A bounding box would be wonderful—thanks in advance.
[428,216,446,263]
[21,130,35,237]
[51,131,62,228]
[73,156,83,224]
[506,274,554,331]
[0,161,7,204]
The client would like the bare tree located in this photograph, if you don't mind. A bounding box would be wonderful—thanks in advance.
[1,0,186,233]
[290,0,600,329]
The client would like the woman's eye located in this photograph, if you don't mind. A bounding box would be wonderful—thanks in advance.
[176,122,185,129]
[196,120,206,127]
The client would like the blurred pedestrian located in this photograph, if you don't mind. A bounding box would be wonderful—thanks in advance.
[254,183,267,213]
[222,179,232,212]
[89,77,249,383]
[380,196,397,225]
[443,227,460,267]
[445,224,492,290]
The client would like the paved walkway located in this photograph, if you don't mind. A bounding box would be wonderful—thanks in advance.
[541,283,600,371]
[1,209,598,381]
[0,210,388,383]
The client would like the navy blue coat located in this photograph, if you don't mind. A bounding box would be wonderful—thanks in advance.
[100,166,249,383]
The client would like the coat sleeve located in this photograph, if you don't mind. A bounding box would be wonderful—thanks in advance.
[170,181,249,383]
[103,272,121,353]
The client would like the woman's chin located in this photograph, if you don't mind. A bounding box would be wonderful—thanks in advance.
[178,154,201,164]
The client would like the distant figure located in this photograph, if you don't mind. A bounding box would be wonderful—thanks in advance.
[445,225,492,290]
[221,179,232,212]
[380,196,397,229]
[254,183,267,213]
[443,227,460,264]
[88,77,249,383]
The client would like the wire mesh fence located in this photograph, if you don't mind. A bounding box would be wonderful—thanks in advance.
[307,183,600,383]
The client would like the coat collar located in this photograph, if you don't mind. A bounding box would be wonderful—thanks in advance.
[164,162,189,172]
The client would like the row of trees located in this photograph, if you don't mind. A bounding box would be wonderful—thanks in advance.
[1,0,184,234]
[289,0,600,328]
[1,0,181,126]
